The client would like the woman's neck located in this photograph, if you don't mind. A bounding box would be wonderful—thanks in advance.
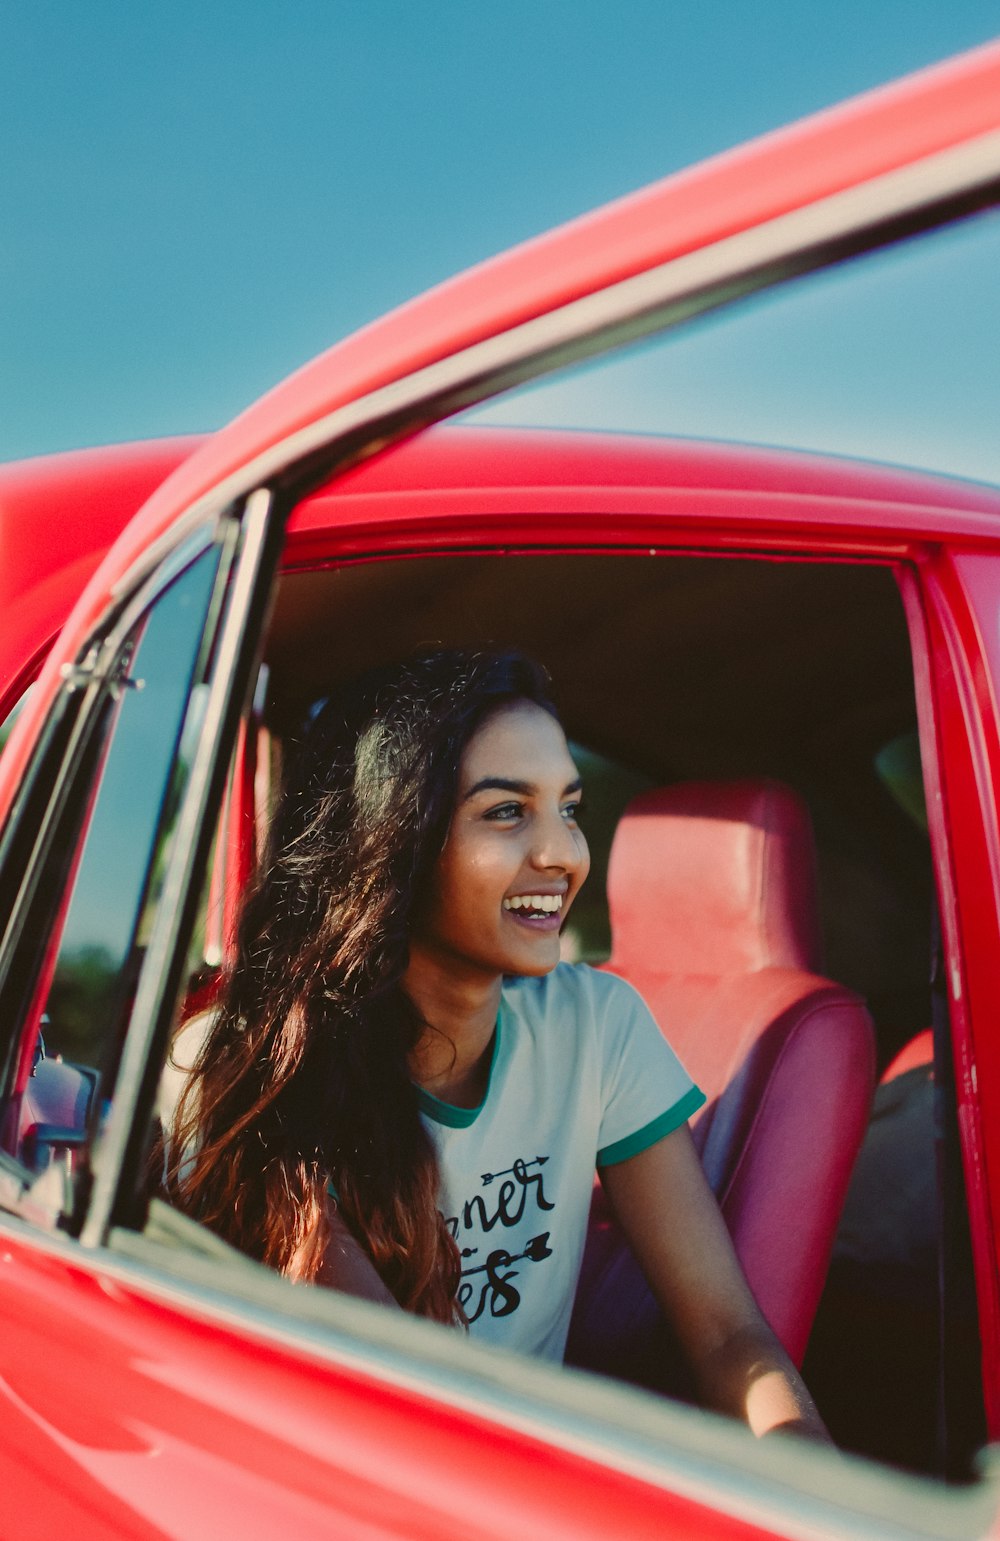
[404,946,501,1108]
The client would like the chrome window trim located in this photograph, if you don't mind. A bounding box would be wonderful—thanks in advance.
[93,522,221,663]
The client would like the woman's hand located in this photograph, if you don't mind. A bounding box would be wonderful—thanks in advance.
[599,1125,831,1442]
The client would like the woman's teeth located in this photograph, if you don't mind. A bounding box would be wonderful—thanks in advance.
[503,895,563,913]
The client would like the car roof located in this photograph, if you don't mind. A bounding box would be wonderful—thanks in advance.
[294,424,1000,533]
[0,437,203,703]
[4,421,998,712]
[3,424,999,594]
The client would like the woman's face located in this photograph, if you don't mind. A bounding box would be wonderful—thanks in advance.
[412,700,590,981]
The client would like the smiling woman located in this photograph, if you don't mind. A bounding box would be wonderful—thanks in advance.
[408,699,589,991]
[163,645,828,1440]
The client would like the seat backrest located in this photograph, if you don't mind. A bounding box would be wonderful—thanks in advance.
[606,779,821,981]
[571,779,874,1372]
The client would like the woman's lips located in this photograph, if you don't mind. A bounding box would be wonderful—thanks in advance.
[502,905,563,932]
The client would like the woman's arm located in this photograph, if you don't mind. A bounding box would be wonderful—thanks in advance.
[599,1125,830,1441]
[311,1196,401,1307]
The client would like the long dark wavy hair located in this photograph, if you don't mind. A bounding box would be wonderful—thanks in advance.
[165,647,557,1322]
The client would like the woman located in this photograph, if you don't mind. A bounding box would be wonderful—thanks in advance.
[167,648,828,1440]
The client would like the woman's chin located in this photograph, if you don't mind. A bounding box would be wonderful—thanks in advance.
[505,938,563,977]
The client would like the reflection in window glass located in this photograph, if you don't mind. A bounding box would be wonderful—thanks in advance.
[42,551,218,1085]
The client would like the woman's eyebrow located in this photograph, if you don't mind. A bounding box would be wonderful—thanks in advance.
[463,777,533,801]
[463,776,583,802]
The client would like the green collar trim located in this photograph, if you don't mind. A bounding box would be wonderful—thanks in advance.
[416,1012,503,1128]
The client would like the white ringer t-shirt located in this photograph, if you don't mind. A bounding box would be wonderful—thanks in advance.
[418,963,704,1362]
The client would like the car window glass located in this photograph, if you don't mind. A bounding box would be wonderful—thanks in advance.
[0,546,219,1207]
[466,207,1000,487]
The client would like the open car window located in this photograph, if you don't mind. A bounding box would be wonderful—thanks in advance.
[467,204,1000,486]
[254,541,950,1448]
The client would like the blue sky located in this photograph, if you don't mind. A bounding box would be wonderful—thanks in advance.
[3,3,998,481]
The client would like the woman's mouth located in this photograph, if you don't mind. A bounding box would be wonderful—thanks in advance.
[502,893,564,930]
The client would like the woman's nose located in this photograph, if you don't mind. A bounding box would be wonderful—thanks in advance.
[530,807,585,872]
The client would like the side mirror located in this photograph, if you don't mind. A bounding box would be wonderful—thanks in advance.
[20,1053,98,1172]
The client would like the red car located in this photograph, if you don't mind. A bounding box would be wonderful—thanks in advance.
[2,38,1000,1539]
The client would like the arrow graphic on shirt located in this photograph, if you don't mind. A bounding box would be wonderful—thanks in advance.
[460,1233,553,1275]
[480,1156,548,1186]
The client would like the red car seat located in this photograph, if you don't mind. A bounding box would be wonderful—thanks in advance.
[568,779,875,1376]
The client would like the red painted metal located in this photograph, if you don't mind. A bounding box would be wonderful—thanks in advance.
[917,550,1000,1436]
[283,427,1000,565]
[0,1232,776,1541]
[6,426,999,788]
[5,424,1000,1456]
[314,426,1000,516]
[897,558,1000,1436]
[0,438,201,716]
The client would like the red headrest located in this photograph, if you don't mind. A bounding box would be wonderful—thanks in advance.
[606,780,820,976]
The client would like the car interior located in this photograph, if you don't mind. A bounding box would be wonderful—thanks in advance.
[8,533,983,1483]
[255,546,973,1474]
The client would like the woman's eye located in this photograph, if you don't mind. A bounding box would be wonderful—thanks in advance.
[562,801,583,823]
[484,802,524,822]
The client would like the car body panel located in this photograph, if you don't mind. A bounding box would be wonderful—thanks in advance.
[4,1222,991,1541]
[4,424,1000,709]
[0,438,201,712]
[286,427,1000,560]
[893,556,1000,1432]
[6,427,1000,1421]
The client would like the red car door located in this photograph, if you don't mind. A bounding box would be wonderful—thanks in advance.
[1,39,1000,1541]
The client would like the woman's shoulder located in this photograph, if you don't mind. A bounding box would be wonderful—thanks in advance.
[155,1008,215,1131]
[500,968,659,1088]
[502,962,643,1021]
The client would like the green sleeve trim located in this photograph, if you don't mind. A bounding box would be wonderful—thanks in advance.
[597,1085,706,1167]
